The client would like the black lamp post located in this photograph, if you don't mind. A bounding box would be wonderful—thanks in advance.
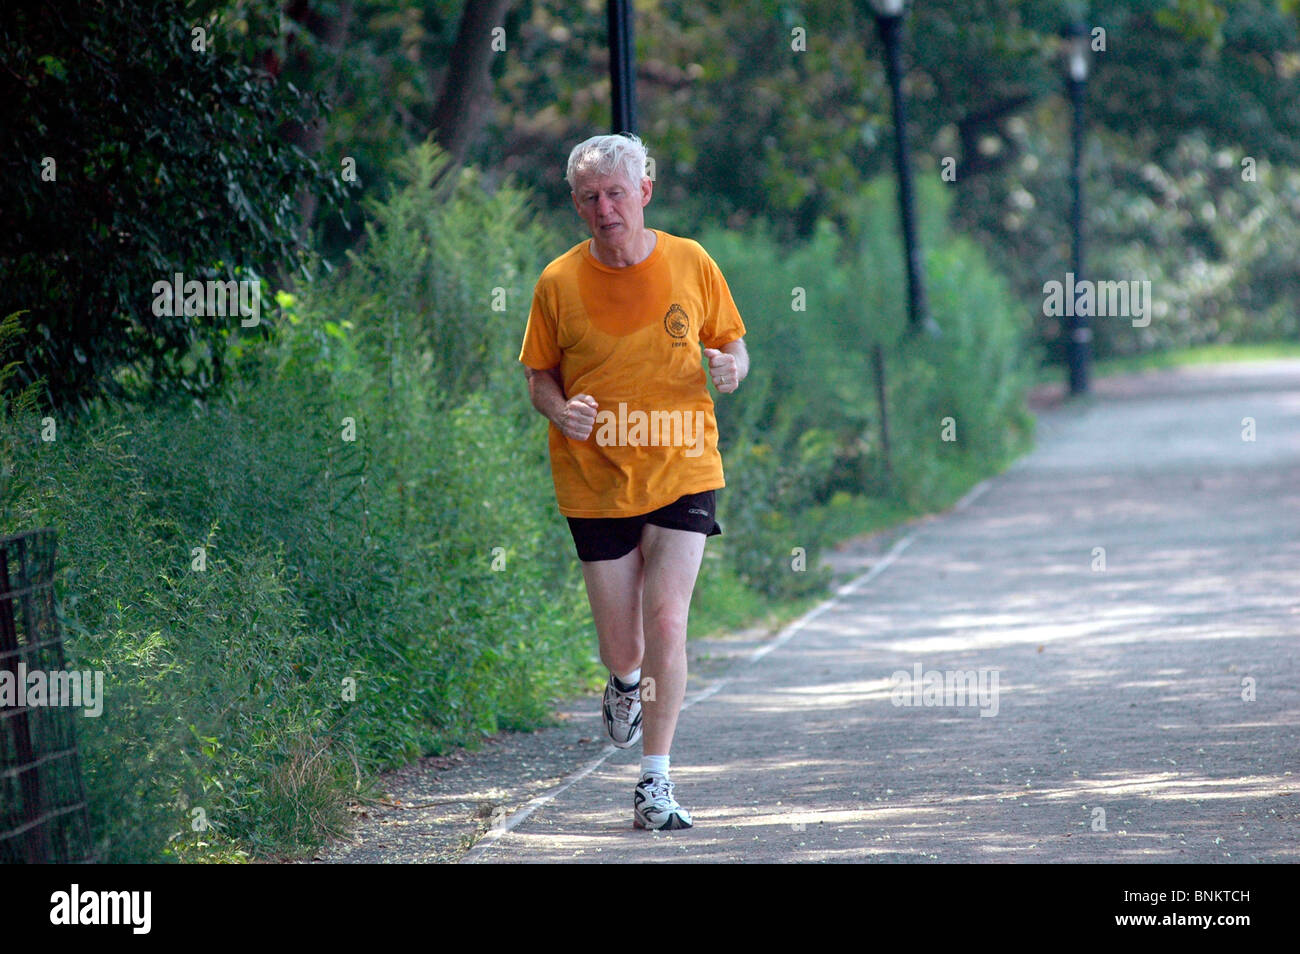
[608,0,636,134]
[1063,20,1091,395]
[869,0,934,337]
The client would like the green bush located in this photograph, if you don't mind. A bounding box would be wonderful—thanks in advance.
[1,0,343,411]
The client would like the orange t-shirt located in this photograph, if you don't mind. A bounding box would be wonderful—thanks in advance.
[518,229,747,518]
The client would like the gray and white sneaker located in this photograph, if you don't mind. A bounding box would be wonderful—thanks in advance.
[633,772,693,830]
[602,673,642,748]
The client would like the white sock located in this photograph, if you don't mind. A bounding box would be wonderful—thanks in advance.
[615,667,641,691]
[641,754,669,778]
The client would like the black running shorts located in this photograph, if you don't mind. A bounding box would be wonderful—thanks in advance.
[565,490,722,562]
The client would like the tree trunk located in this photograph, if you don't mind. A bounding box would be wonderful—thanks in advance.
[428,0,515,173]
[281,0,354,241]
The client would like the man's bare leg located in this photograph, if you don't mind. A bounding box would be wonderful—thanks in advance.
[578,525,707,750]
[636,524,707,756]
[579,547,645,679]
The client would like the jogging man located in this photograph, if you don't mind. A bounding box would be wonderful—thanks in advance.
[518,133,749,830]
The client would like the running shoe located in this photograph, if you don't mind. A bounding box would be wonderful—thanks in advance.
[602,672,643,748]
[633,772,693,830]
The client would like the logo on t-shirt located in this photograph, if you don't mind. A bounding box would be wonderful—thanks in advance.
[663,303,689,339]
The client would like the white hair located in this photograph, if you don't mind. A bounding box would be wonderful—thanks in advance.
[565,133,650,192]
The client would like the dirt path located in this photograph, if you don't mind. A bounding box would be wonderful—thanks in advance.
[313,359,1300,864]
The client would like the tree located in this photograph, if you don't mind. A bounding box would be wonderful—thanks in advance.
[0,0,343,411]
[428,0,517,171]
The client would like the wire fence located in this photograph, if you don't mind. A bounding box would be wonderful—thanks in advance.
[0,528,95,863]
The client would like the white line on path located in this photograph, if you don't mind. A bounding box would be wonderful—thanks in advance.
[460,476,995,863]
[459,742,619,863]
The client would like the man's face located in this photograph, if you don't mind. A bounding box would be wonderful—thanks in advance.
[571,169,652,253]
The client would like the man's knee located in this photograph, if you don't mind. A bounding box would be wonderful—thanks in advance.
[602,644,644,674]
[643,600,689,640]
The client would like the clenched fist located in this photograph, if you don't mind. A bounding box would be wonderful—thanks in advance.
[703,347,741,394]
[560,393,599,440]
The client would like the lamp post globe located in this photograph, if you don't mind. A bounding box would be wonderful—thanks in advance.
[869,0,907,17]
[1066,20,1090,82]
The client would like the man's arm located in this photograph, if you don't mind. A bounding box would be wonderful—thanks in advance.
[702,337,749,394]
[524,365,566,426]
[523,365,599,440]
